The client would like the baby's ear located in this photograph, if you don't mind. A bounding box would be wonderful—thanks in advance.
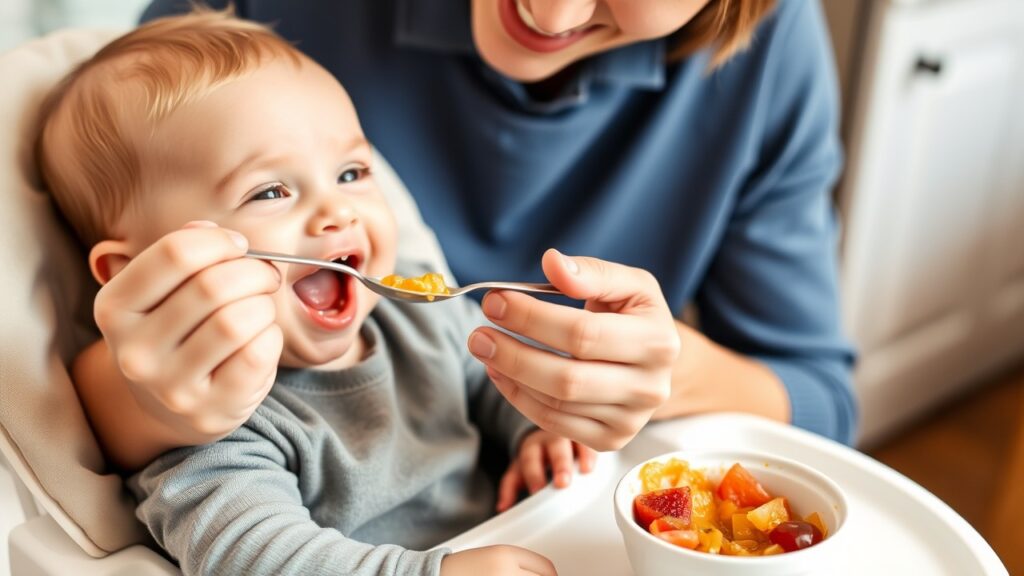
[88,240,132,286]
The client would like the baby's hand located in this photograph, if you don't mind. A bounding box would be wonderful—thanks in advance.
[93,221,282,442]
[441,545,556,576]
[496,430,597,513]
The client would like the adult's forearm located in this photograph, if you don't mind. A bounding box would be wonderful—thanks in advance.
[72,341,203,471]
[651,321,791,423]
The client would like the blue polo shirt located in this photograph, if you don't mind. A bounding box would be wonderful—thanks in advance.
[143,0,857,444]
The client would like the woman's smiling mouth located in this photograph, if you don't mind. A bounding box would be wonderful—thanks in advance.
[499,0,599,53]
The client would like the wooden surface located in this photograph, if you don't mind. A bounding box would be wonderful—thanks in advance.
[870,360,1024,575]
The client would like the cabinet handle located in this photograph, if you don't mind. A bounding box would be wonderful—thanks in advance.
[914,56,944,76]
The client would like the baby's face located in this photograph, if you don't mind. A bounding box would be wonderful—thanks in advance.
[118,57,397,370]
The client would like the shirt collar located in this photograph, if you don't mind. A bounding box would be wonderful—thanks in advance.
[394,0,666,91]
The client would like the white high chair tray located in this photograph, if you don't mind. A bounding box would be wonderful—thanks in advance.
[440,413,1008,575]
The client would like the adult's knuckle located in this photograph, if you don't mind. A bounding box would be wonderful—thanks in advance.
[648,330,681,363]
[555,365,584,401]
[117,346,153,383]
[160,238,195,270]
[537,405,560,432]
[92,300,118,334]
[570,316,601,358]
[194,268,225,302]
[588,257,610,278]
[162,388,197,415]
[240,327,279,370]
[642,381,671,408]
[213,307,246,342]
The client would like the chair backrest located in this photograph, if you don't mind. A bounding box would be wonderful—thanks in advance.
[0,27,150,558]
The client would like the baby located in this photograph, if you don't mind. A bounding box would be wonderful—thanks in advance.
[37,10,592,576]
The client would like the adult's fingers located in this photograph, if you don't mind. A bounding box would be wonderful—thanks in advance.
[472,327,667,408]
[540,249,666,309]
[488,369,620,451]
[481,290,678,365]
[99,226,251,314]
[144,257,281,347]
[510,380,631,429]
[173,295,278,390]
[209,324,283,411]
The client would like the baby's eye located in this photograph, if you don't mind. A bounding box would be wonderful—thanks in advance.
[248,184,290,202]
[338,166,370,185]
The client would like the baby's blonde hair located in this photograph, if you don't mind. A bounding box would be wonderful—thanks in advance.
[37,8,301,247]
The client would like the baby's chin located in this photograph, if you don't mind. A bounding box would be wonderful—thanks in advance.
[279,334,365,371]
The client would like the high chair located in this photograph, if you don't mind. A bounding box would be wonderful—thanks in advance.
[0,27,450,575]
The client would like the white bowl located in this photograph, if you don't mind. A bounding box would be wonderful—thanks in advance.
[613,449,848,576]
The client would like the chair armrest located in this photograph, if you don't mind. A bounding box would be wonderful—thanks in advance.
[9,515,178,576]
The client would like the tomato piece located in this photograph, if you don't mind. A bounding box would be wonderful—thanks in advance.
[633,486,692,529]
[768,520,823,552]
[716,463,771,507]
[656,529,700,550]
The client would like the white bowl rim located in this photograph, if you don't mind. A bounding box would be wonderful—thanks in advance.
[613,448,849,565]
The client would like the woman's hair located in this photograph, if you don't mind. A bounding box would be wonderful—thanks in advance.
[671,0,778,68]
[36,8,301,247]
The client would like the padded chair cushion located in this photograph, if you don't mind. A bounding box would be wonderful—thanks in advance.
[0,26,452,559]
[0,28,148,556]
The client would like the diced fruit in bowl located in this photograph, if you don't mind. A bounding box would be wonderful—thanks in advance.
[633,460,824,556]
[614,450,847,576]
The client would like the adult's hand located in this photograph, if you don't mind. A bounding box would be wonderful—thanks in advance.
[468,249,680,451]
[92,221,283,443]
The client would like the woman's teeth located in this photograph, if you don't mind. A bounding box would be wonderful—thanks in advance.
[516,1,577,38]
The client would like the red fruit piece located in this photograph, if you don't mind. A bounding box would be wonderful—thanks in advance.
[633,486,692,529]
[768,520,824,552]
[717,463,772,508]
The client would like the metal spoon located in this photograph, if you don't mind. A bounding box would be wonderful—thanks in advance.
[246,250,561,303]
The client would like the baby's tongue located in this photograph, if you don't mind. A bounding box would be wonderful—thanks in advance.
[293,269,341,310]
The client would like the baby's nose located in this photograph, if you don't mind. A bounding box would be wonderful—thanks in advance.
[307,199,358,235]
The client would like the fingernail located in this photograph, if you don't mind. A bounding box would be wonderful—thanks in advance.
[185,220,218,228]
[226,230,248,251]
[482,292,507,320]
[556,472,570,487]
[468,332,496,359]
[558,250,579,274]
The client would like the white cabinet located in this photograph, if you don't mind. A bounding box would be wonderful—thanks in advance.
[837,0,1024,446]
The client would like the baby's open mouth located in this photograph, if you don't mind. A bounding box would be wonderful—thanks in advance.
[292,255,359,316]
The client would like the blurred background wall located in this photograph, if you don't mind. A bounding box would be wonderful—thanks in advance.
[0,0,149,53]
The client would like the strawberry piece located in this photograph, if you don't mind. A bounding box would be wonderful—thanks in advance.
[633,486,692,529]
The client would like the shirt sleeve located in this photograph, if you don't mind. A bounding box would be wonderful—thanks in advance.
[694,0,858,445]
[128,414,447,576]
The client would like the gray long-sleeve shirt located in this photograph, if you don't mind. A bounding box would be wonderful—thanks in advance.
[128,293,536,576]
